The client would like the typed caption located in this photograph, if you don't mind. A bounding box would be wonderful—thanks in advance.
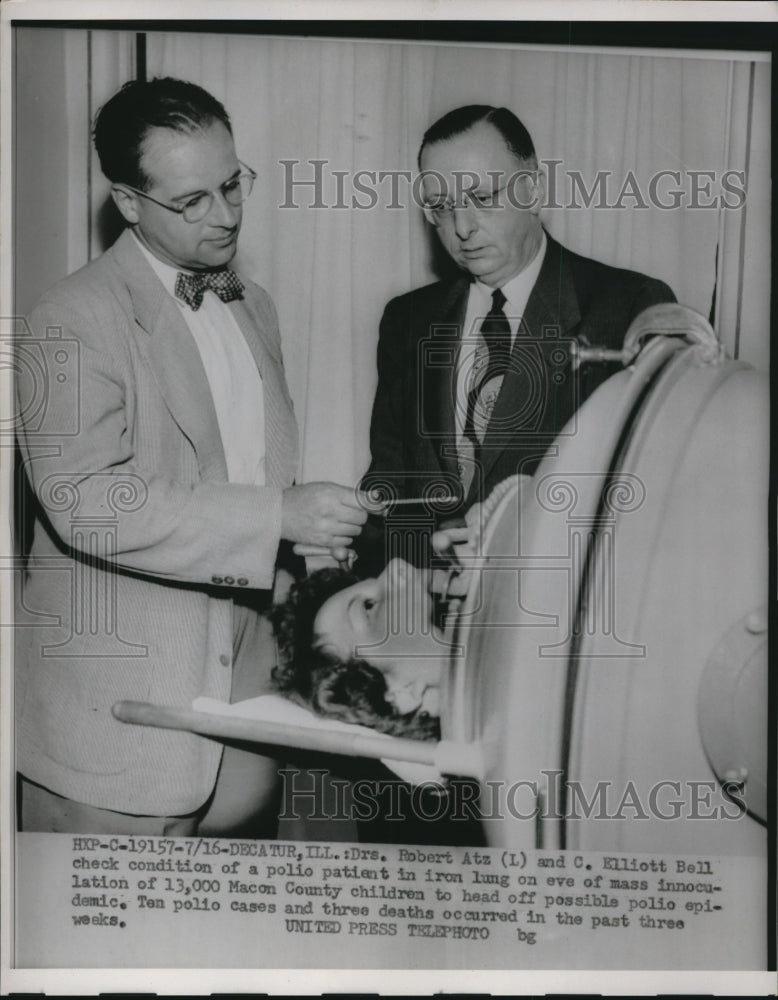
[14,834,765,970]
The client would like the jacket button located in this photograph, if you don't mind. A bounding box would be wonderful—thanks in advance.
[219,654,230,667]
[224,575,235,586]
[211,575,223,585]
[237,577,249,587]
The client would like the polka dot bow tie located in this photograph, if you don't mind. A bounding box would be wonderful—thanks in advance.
[175,269,245,311]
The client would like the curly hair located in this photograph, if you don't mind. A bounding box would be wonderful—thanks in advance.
[271,569,440,742]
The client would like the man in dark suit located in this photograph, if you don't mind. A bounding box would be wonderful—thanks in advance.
[361,105,675,568]
[15,78,366,836]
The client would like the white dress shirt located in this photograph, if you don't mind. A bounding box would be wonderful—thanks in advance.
[455,231,547,448]
[133,232,266,486]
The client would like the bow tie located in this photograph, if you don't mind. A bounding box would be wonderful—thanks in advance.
[175,269,245,311]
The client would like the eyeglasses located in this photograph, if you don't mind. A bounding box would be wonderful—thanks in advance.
[422,177,535,227]
[123,162,257,223]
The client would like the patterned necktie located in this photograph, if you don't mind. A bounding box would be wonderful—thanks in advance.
[458,288,512,496]
[175,269,245,311]
[463,288,512,445]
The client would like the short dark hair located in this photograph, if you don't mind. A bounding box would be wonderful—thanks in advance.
[93,77,232,190]
[418,104,536,168]
[271,569,440,741]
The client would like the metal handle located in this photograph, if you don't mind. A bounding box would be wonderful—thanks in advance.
[573,304,725,371]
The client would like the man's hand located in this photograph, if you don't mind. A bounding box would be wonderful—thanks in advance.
[281,482,367,549]
[431,520,477,602]
[292,543,357,571]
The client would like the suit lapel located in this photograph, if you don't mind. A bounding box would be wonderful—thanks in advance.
[477,235,581,488]
[112,230,228,483]
[422,278,470,478]
[228,295,298,489]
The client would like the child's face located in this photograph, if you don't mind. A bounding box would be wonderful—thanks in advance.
[313,558,442,715]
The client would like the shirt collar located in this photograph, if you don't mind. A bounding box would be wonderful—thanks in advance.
[130,228,191,302]
[473,229,547,314]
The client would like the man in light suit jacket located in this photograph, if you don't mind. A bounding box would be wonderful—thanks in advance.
[360,105,675,571]
[15,78,366,836]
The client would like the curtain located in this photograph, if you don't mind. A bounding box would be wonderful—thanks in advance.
[87,31,138,261]
[70,32,765,486]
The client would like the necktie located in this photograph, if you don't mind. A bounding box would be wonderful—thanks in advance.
[458,288,512,496]
[464,288,511,445]
[175,269,245,311]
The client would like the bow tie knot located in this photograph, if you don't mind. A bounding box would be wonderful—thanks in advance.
[175,269,244,311]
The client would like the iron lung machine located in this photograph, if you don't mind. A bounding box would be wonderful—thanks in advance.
[440,304,768,856]
[115,305,768,859]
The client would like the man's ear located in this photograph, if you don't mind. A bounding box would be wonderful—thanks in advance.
[528,168,546,217]
[110,185,141,225]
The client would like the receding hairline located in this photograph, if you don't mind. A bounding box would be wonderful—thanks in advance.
[92,76,234,189]
[133,118,238,190]
[137,116,234,157]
